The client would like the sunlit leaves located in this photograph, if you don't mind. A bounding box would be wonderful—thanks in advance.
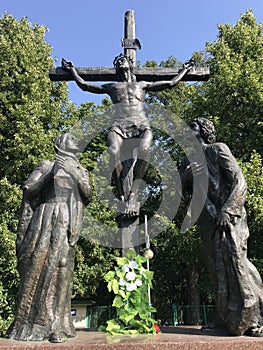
[202,9,263,159]
[0,14,73,184]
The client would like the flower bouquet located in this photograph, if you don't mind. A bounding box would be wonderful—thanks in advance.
[99,249,160,335]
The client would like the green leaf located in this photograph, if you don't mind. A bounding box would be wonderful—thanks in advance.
[128,329,139,335]
[116,257,129,266]
[120,309,138,324]
[143,270,154,281]
[107,281,112,292]
[98,325,106,332]
[104,270,115,282]
[149,306,157,313]
[105,319,121,334]
[112,295,123,308]
[119,289,126,299]
[121,329,138,335]
[135,255,147,265]
[129,319,151,333]
[126,249,136,259]
[112,279,119,294]
[115,267,125,279]
[130,294,141,305]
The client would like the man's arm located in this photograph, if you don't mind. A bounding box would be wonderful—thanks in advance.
[145,59,194,92]
[62,58,107,94]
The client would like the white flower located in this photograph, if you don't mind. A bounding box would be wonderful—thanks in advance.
[119,278,126,286]
[129,260,139,269]
[135,279,142,287]
[126,283,137,292]
[122,264,130,272]
[125,271,136,281]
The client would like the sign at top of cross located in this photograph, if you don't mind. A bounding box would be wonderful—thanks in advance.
[122,10,141,66]
[49,10,209,82]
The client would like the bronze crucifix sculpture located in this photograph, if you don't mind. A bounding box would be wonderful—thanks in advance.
[49,10,210,253]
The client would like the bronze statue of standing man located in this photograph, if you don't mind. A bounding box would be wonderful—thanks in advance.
[180,118,263,336]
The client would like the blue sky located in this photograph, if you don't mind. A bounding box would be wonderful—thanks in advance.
[0,0,262,105]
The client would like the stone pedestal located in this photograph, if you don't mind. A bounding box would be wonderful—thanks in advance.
[1,326,263,350]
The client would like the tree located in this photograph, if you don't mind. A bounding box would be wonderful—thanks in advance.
[0,14,73,184]
[188,9,263,160]
[186,9,263,271]
[0,179,21,334]
[239,152,263,272]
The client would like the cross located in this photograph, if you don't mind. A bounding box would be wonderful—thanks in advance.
[49,10,209,255]
[49,10,209,83]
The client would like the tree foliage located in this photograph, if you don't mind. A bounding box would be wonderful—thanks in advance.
[186,9,263,272]
[188,9,263,160]
[239,152,263,272]
[0,178,21,334]
[0,14,73,184]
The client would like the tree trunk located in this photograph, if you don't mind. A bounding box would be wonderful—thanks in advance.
[184,268,201,325]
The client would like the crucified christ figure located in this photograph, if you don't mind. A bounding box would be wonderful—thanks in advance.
[62,54,193,215]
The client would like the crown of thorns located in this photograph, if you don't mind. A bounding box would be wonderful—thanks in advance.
[113,53,134,68]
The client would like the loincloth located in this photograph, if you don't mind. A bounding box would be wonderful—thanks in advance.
[110,116,151,138]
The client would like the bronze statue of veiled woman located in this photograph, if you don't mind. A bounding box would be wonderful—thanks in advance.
[7,133,91,343]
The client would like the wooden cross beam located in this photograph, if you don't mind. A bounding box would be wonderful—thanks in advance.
[49,10,210,83]
[49,66,209,82]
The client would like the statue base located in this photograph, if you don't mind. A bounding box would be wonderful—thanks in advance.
[2,326,263,349]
